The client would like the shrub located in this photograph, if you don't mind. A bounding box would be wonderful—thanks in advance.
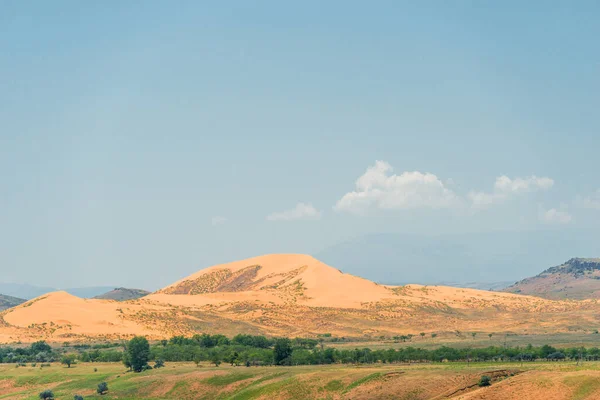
[478,375,491,387]
[74,395,84,400]
[154,359,165,368]
[94,367,98,372]
[97,382,108,395]
[39,390,54,399]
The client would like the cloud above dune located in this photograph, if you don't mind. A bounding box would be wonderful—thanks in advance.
[576,189,600,210]
[267,203,321,221]
[211,216,227,226]
[334,161,459,214]
[539,207,573,224]
[469,175,554,209]
[335,161,557,215]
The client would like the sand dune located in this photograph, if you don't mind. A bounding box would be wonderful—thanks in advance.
[152,254,392,308]
[2,254,600,342]
[0,291,161,343]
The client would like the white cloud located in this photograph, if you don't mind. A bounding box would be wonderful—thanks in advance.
[334,161,459,214]
[494,175,554,193]
[539,207,573,224]
[577,189,600,210]
[267,202,321,221]
[467,191,500,208]
[469,175,554,209]
[211,216,227,226]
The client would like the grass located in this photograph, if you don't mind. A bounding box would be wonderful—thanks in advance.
[3,361,600,399]
[344,372,382,392]
[203,372,253,386]
[564,375,600,400]
[324,379,344,391]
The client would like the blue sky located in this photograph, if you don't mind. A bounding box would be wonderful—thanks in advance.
[1,1,599,289]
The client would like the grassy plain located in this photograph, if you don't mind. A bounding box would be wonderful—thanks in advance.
[3,360,600,399]
[328,332,600,351]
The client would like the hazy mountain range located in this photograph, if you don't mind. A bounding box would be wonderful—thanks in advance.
[0,283,118,300]
[315,229,600,285]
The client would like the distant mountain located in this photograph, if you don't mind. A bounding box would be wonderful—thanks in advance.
[0,294,26,311]
[382,281,513,291]
[0,283,116,300]
[503,258,600,300]
[433,281,513,291]
[0,283,57,300]
[62,287,117,299]
[93,288,150,301]
[315,230,600,285]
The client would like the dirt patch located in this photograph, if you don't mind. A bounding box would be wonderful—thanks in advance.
[436,369,521,398]
[0,379,19,396]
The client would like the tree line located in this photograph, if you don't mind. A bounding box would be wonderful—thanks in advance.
[2,335,599,368]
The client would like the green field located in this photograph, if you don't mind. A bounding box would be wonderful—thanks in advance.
[3,360,600,400]
[328,332,600,351]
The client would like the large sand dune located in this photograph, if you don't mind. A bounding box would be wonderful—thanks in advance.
[151,254,392,308]
[2,254,600,343]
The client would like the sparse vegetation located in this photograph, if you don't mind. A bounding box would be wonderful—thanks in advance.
[97,382,108,395]
[478,375,491,387]
[39,390,54,400]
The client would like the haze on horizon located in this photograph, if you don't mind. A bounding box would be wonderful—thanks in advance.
[1,1,599,290]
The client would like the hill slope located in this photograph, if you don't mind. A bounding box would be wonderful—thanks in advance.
[0,294,26,311]
[93,287,150,301]
[504,258,600,300]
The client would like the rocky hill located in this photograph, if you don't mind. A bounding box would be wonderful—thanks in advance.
[504,258,600,300]
[93,288,150,301]
[0,294,26,311]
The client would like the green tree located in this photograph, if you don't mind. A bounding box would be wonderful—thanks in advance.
[61,354,76,368]
[488,333,493,340]
[431,333,438,339]
[273,338,293,365]
[211,352,221,367]
[420,332,425,340]
[31,341,52,354]
[126,336,150,372]
[97,382,108,395]
[122,352,132,371]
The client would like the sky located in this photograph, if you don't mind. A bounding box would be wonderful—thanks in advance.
[1,1,599,289]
